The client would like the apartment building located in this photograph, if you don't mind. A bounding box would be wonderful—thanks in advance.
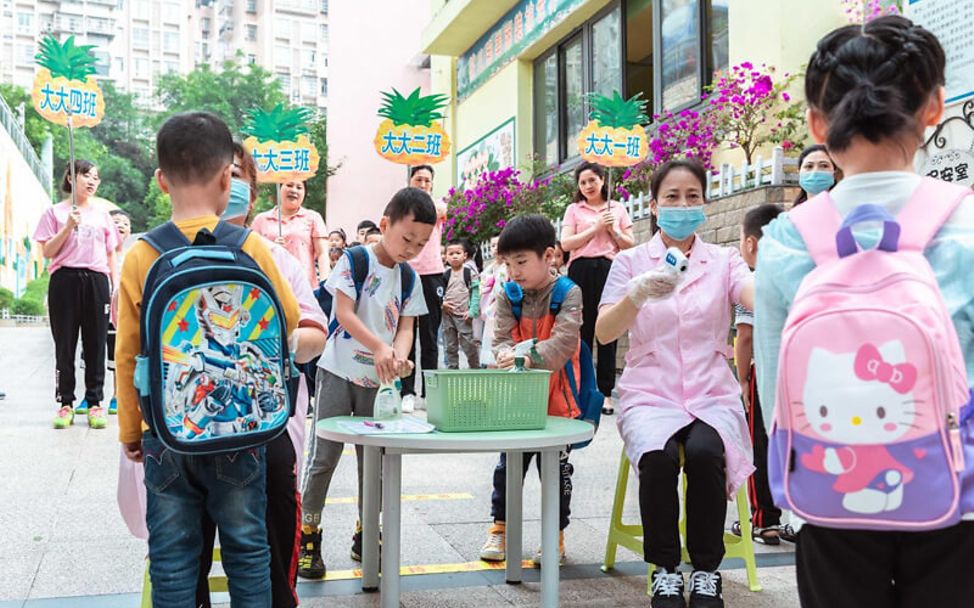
[0,0,329,111]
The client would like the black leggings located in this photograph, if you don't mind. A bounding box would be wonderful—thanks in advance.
[568,257,616,396]
[797,522,974,607]
[48,267,110,406]
[638,420,727,571]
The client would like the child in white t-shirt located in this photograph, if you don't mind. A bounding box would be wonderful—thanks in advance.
[298,187,437,579]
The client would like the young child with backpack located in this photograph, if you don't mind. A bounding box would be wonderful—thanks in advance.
[730,204,795,546]
[298,187,436,579]
[479,214,585,566]
[442,240,481,369]
[754,15,974,606]
[115,112,310,606]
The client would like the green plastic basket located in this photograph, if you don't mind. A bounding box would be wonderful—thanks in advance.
[423,369,551,432]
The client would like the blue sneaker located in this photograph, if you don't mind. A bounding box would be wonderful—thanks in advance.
[108,397,117,415]
[75,399,89,415]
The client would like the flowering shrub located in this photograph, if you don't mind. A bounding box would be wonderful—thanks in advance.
[708,62,805,164]
[444,167,575,243]
[842,0,901,23]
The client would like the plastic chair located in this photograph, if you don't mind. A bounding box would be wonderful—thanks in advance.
[141,548,228,607]
[601,449,762,593]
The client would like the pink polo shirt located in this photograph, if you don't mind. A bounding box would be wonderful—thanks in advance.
[409,217,445,276]
[250,206,327,288]
[562,200,633,264]
[33,201,119,276]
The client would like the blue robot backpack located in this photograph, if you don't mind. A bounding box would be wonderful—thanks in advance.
[133,221,297,455]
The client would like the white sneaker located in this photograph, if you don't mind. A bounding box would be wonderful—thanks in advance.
[402,395,416,413]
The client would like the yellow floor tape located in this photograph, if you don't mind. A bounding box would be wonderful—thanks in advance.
[325,492,473,505]
[321,559,536,582]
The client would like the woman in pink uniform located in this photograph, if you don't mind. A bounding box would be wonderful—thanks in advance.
[251,180,329,288]
[560,161,635,414]
[596,160,754,608]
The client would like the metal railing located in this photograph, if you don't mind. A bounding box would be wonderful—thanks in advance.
[0,94,50,188]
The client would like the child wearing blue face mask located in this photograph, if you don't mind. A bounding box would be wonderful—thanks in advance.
[596,159,755,608]
[794,144,838,206]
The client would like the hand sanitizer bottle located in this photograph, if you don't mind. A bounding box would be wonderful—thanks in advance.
[373,378,403,420]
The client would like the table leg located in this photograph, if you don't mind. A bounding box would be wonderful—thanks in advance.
[540,449,560,608]
[381,452,402,608]
[504,451,523,584]
[361,446,381,592]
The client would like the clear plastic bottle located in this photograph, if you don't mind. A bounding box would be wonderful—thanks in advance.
[373,378,403,420]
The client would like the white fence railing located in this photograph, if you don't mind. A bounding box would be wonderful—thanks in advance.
[0,308,48,324]
[479,146,799,261]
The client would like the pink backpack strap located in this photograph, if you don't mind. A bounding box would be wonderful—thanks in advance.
[789,191,844,266]
[897,177,971,251]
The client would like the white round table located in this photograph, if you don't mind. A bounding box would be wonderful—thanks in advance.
[317,416,594,608]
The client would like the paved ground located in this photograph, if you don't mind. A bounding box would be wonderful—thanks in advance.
[0,326,802,607]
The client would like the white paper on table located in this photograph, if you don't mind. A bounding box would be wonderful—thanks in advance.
[337,417,436,435]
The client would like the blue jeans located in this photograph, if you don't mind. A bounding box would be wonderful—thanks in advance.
[143,432,272,608]
[491,450,573,530]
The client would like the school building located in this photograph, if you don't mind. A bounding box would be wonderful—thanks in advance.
[418,0,972,198]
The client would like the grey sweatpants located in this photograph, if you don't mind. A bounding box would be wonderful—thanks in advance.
[300,370,378,527]
[443,313,481,369]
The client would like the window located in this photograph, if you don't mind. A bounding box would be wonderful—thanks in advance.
[278,72,291,91]
[247,53,257,64]
[16,12,32,35]
[301,20,316,42]
[93,50,111,76]
[247,0,257,13]
[132,27,149,49]
[320,77,328,96]
[302,76,316,98]
[275,45,290,67]
[319,23,328,45]
[164,60,179,73]
[302,49,315,69]
[163,31,180,53]
[277,19,291,39]
[657,0,728,111]
[320,0,328,14]
[532,5,622,167]
[592,7,622,97]
[15,43,34,65]
[133,0,150,20]
[134,57,149,77]
[246,24,257,41]
[162,2,181,24]
[625,0,654,112]
[201,17,211,34]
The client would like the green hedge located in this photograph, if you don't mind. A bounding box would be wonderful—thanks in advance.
[0,287,13,312]
[13,297,45,316]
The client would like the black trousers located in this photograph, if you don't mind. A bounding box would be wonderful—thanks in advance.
[797,522,974,607]
[568,257,616,396]
[638,420,727,571]
[745,367,780,528]
[491,450,573,530]
[48,267,110,406]
[197,431,300,608]
[402,273,446,398]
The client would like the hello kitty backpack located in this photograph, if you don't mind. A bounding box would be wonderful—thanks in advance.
[769,178,974,531]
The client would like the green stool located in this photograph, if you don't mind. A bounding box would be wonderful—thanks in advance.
[141,548,228,607]
[601,450,762,593]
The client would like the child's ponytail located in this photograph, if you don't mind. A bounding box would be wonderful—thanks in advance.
[805,15,945,152]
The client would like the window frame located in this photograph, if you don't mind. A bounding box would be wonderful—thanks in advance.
[532,1,624,171]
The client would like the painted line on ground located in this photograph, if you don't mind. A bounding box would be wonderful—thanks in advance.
[324,492,473,505]
[0,553,798,607]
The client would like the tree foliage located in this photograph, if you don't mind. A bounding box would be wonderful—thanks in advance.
[0,55,335,231]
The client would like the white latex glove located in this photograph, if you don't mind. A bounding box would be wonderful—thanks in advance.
[626,268,679,307]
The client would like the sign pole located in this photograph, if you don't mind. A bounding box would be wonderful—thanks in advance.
[276,183,283,240]
[66,109,78,230]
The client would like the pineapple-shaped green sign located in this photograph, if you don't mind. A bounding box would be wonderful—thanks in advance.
[577,91,648,167]
[243,104,320,183]
[374,87,451,165]
[31,35,104,127]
